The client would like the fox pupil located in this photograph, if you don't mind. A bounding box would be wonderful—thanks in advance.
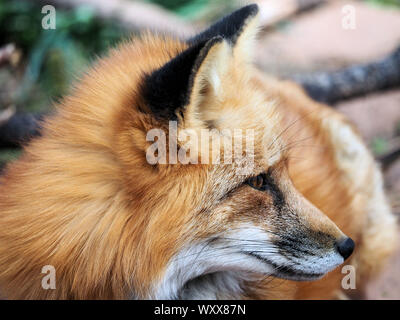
[247,173,267,191]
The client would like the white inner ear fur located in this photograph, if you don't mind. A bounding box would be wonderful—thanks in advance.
[210,67,222,95]
[196,40,231,98]
[183,12,261,130]
[183,40,232,129]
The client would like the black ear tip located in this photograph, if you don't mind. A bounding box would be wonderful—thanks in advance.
[231,4,260,20]
[244,3,260,15]
[188,4,260,46]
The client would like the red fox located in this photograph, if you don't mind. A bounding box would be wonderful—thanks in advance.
[0,4,397,299]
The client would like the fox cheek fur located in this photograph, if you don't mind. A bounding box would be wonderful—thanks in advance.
[0,4,397,299]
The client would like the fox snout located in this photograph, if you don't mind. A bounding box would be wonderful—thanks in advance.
[228,161,356,282]
[262,168,356,280]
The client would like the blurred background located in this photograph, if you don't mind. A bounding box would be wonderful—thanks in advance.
[0,0,399,299]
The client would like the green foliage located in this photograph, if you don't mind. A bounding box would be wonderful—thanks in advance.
[145,0,234,20]
[0,1,126,59]
[371,137,389,156]
[365,0,400,8]
[0,0,128,112]
[145,0,194,11]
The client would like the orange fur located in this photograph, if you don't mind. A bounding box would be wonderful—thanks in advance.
[0,8,397,300]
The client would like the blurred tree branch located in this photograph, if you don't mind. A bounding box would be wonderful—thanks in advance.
[292,45,400,104]
[0,113,45,148]
[30,0,196,37]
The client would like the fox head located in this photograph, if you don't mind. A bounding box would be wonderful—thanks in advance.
[0,4,355,300]
[110,4,354,299]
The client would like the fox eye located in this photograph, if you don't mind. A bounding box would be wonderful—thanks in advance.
[247,173,267,191]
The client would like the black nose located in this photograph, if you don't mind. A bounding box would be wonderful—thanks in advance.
[335,237,355,260]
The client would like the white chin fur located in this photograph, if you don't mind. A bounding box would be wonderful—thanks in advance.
[150,224,343,299]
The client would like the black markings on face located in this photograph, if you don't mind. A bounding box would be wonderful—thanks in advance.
[247,168,286,209]
[263,168,285,209]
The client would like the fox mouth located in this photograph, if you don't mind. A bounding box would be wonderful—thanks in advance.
[245,251,325,281]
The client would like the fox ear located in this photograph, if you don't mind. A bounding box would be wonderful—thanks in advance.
[141,5,260,123]
[189,4,260,63]
[141,36,231,123]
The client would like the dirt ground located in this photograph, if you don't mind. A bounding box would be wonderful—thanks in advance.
[254,0,400,299]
